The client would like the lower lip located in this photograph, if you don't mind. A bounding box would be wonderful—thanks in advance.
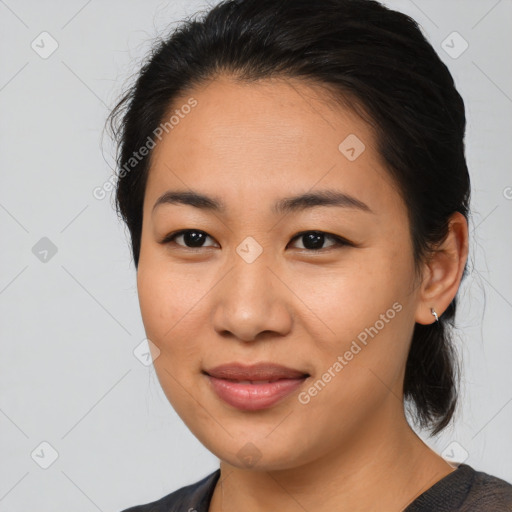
[206,375,308,411]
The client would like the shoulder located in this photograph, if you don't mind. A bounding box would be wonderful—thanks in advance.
[461,465,512,511]
[120,469,220,512]
[406,463,512,512]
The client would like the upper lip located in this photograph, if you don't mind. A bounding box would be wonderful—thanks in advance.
[204,362,309,381]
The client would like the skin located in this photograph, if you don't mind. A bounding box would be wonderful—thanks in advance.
[137,76,469,512]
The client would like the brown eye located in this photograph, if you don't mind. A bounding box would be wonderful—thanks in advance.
[161,230,218,248]
[288,231,350,251]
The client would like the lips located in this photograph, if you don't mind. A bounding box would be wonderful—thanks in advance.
[203,362,310,410]
[204,362,309,381]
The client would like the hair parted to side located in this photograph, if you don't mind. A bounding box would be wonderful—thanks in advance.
[107,0,471,436]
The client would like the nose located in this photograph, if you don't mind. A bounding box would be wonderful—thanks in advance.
[211,255,293,342]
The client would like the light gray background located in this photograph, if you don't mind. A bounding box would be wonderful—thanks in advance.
[0,0,511,510]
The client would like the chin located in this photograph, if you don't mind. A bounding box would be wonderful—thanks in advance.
[195,429,315,472]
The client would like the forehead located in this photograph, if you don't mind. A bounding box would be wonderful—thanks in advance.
[145,76,400,217]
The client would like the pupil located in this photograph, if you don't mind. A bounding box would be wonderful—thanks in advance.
[303,232,324,249]
[185,231,205,247]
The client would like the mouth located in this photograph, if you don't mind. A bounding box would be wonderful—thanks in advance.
[203,362,310,411]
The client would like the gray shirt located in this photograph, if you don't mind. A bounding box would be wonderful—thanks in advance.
[121,463,512,511]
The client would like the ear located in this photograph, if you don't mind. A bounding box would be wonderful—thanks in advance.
[415,212,469,325]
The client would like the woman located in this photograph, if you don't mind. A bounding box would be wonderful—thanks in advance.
[109,0,512,510]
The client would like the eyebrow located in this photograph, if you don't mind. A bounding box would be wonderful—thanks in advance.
[152,189,374,215]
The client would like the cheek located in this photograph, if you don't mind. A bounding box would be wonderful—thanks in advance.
[136,261,204,360]
[137,265,173,340]
[294,303,412,445]
[137,262,207,413]
[297,251,414,390]
[295,253,405,336]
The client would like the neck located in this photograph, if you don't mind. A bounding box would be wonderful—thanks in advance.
[209,403,455,512]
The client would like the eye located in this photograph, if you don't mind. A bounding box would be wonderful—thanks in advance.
[160,229,219,248]
[288,230,350,251]
[160,229,351,251]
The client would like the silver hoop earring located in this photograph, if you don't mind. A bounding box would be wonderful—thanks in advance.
[431,308,439,322]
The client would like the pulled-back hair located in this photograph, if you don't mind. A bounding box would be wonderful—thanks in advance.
[108,0,471,435]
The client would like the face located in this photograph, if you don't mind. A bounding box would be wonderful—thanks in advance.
[137,76,423,471]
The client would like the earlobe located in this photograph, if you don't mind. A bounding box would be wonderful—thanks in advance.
[415,212,469,325]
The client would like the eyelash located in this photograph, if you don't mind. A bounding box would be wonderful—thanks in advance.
[159,229,352,252]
